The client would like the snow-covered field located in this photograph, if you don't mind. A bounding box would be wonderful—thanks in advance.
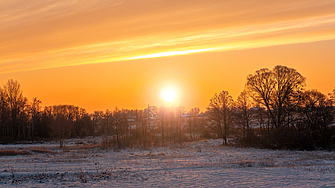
[0,138,335,187]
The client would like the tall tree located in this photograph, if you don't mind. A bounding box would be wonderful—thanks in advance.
[207,91,234,145]
[0,87,8,138]
[329,87,335,104]
[30,97,42,141]
[49,105,74,148]
[158,106,167,145]
[246,65,306,128]
[175,106,185,143]
[188,107,200,139]
[236,90,254,139]
[111,107,122,149]
[92,111,103,137]
[299,90,334,149]
[3,79,25,140]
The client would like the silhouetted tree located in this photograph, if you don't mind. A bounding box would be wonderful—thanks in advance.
[2,79,30,140]
[329,87,335,103]
[297,89,334,149]
[175,106,185,143]
[92,111,103,137]
[188,107,200,140]
[111,107,122,149]
[49,105,75,148]
[207,91,234,145]
[246,65,306,128]
[30,97,42,141]
[73,108,92,138]
[158,106,167,145]
[236,90,254,140]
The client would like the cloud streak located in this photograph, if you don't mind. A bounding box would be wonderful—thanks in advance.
[1,0,335,73]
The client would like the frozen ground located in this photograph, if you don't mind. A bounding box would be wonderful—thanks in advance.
[0,139,335,187]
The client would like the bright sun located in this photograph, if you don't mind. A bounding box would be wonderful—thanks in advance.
[161,89,176,102]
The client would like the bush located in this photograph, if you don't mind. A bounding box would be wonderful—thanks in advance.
[237,130,260,148]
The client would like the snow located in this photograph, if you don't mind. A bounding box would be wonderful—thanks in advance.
[0,139,335,187]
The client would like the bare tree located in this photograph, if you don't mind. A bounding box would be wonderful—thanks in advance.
[158,106,167,145]
[92,111,103,137]
[329,87,335,104]
[175,106,185,144]
[3,79,26,140]
[298,90,334,149]
[188,107,200,140]
[236,90,254,139]
[246,65,306,128]
[49,105,73,148]
[30,97,41,141]
[111,107,122,149]
[207,91,235,145]
[0,87,8,138]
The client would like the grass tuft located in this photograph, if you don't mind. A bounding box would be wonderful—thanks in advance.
[29,149,56,154]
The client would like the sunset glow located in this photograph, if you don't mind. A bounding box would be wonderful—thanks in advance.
[2,1,335,185]
[0,0,335,112]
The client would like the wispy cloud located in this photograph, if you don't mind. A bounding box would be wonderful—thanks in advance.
[1,0,335,73]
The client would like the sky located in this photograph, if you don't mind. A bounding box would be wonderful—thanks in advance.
[1,0,335,112]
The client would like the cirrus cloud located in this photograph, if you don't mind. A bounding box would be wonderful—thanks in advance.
[1,0,335,73]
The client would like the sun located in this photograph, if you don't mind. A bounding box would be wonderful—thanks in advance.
[161,88,176,102]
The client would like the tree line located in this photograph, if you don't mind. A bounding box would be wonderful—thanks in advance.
[208,65,335,150]
[0,65,335,150]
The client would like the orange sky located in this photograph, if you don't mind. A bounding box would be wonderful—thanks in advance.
[1,0,335,112]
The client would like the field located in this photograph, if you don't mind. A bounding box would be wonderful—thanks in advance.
[0,138,335,187]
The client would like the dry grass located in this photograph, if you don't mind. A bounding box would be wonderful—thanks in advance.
[237,161,255,167]
[0,150,31,156]
[29,149,56,154]
[61,144,100,150]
